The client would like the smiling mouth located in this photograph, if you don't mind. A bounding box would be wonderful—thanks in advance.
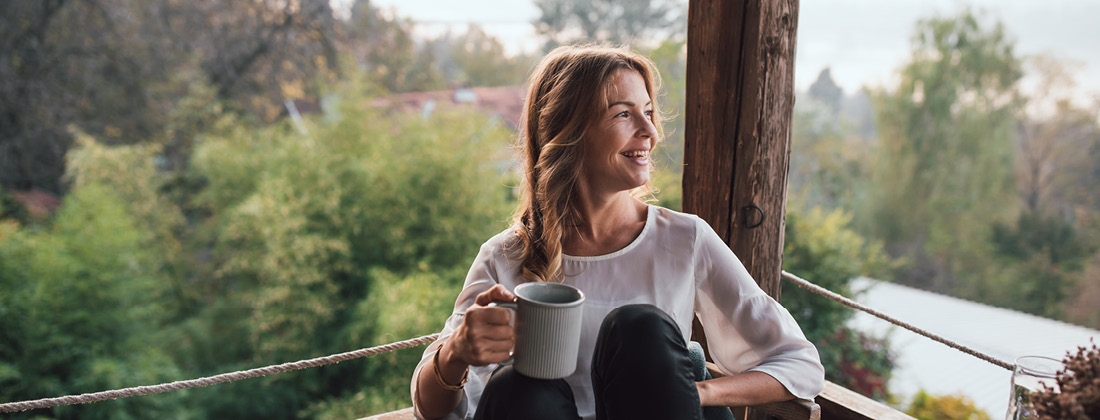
[621,150,650,159]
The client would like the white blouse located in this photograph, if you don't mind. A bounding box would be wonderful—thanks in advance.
[411,205,825,420]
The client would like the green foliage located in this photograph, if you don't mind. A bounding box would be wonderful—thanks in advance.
[2,67,515,418]
[0,0,342,193]
[906,390,991,420]
[1066,253,1100,329]
[438,26,536,87]
[993,213,1094,269]
[646,40,687,211]
[0,187,29,223]
[356,267,462,409]
[866,9,1023,292]
[784,207,894,334]
[344,0,446,93]
[305,267,464,418]
[783,207,896,399]
[167,79,513,417]
[64,130,191,313]
[823,329,894,400]
[0,185,195,420]
[533,0,685,48]
[788,94,874,213]
[7,2,1098,417]
[981,213,1097,318]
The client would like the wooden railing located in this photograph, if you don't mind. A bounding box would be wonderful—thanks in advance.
[359,381,914,420]
[815,381,915,420]
[360,378,915,420]
[707,363,915,420]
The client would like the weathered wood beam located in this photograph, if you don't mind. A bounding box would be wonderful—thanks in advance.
[684,0,799,299]
[817,381,917,420]
[684,0,799,359]
[684,2,800,419]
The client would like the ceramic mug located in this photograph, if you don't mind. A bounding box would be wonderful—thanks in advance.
[491,282,585,379]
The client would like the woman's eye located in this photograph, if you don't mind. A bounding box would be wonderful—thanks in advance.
[616,111,629,118]
[644,110,654,117]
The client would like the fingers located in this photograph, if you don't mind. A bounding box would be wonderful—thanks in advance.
[460,344,512,367]
[464,306,514,342]
[470,305,512,325]
[474,284,515,307]
[450,284,518,366]
[461,324,514,351]
[451,320,514,366]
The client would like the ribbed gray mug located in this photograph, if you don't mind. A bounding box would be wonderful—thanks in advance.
[491,282,585,379]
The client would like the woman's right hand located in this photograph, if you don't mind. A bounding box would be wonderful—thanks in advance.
[446,284,516,367]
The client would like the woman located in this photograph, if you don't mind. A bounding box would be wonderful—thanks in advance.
[411,44,824,420]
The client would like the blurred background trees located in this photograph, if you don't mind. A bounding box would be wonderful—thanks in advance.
[784,8,1100,411]
[865,10,1023,294]
[532,0,685,48]
[1,0,1099,418]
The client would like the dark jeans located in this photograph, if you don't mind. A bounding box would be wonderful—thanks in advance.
[473,304,701,420]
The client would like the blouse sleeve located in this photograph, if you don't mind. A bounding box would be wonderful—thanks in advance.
[411,241,501,420]
[692,217,825,400]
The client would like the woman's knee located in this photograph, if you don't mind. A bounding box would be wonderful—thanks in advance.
[476,365,579,420]
[601,304,679,342]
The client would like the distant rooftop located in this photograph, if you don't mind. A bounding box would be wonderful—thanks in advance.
[847,277,1099,417]
[10,189,61,219]
[369,85,526,131]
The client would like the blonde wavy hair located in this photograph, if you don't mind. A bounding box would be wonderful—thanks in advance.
[511,44,664,283]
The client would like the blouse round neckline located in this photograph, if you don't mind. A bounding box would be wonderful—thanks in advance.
[562,205,655,262]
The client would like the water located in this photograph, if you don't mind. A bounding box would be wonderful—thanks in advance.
[1007,382,1039,420]
[1005,357,1061,420]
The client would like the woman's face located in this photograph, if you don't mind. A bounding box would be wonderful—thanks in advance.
[579,68,658,196]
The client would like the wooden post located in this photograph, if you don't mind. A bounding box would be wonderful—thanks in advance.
[682,1,799,413]
[684,0,799,301]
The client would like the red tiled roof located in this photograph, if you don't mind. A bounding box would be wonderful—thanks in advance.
[370,86,526,131]
[11,189,61,218]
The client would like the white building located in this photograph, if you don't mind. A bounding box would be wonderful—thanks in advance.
[847,277,1099,417]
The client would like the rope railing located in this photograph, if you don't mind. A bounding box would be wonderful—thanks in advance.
[781,270,1014,371]
[2,271,1017,414]
[0,333,439,413]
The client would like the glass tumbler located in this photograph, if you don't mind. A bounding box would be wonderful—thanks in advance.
[1006,356,1062,420]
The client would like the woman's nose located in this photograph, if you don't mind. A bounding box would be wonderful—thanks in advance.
[637,116,656,138]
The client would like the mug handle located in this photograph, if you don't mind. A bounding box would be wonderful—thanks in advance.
[487,300,517,364]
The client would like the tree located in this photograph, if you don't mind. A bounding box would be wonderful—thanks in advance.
[1015,54,1100,217]
[0,0,343,193]
[646,39,687,210]
[0,184,195,420]
[341,0,445,93]
[0,0,158,194]
[984,56,1100,321]
[783,207,895,399]
[906,390,991,420]
[172,82,515,417]
[303,267,464,417]
[989,212,1095,318]
[808,68,843,113]
[532,0,685,48]
[433,25,535,88]
[866,9,1023,293]
[1066,253,1100,329]
[788,90,874,213]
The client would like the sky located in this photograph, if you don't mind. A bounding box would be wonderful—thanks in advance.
[361,0,1100,108]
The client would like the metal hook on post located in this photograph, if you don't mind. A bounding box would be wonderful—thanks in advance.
[743,204,764,229]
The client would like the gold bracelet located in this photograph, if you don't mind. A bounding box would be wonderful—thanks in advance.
[433,340,468,391]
